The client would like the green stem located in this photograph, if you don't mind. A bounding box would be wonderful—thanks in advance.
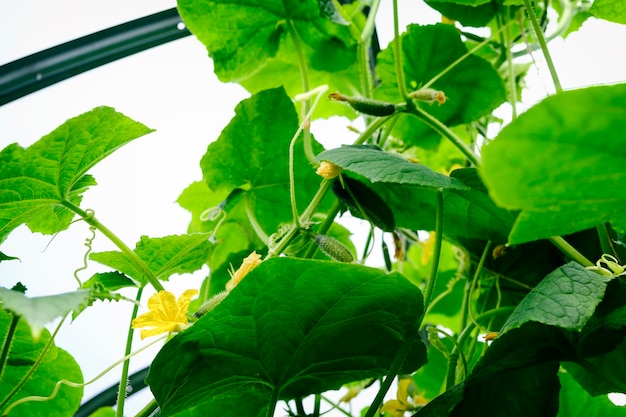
[521,0,563,93]
[62,201,165,292]
[423,190,444,310]
[313,394,321,417]
[0,314,19,382]
[0,316,66,413]
[303,201,341,259]
[266,388,280,417]
[502,10,518,119]
[285,19,314,161]
[467,241,492,333]
[363,336,416,417]
[355,114,398,145]
[548,236,593,266]
[320,395,353,417]
[596,223,618,260]
[134,398,158,417]
[392,0,408,100]
[116,287,143,417]
[406,106,480,166]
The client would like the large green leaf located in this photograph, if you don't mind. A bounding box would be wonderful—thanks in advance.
[0,311,82,417]
[590,0,626,24]
[148,258,426,417]
[0,288,91,340]
[480,84,626,244]
[425,0,500,27]
[501,262,612,333]
[0,107,153,243]
[90,233,213,285]
[177,0,359,118]
[375,24,505,149]
[315,145,468,190]
[200,87,330,236]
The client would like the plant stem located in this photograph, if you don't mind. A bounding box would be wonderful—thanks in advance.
[392,0,408,100]
[0,314,19,381]
[423,190,444,310]
[467,241,492,333]
[522,0,563,93]
[116,287,143,417]
[502,10,518,119]
[355,114,398,145]
[406,106,480,166]
[0,315,66,413]
[134,398,158,417]
[548,236,593,266]
[596,223,618,260]
[285,19,315,161]
[62,201,165,292]
[363,336,415,417]
[265,388,280,417]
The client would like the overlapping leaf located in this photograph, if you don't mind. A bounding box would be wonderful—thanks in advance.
[200,87,330,236]
[481,84,626,244]
[148,257,426,417]
[177,0,359,118]
[0,106,153,243]
[90,233,212,285]
[375,24,505,149]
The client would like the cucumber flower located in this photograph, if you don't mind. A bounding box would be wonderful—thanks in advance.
[380,378,426,417]
[132,289,198,339]
[316,161,343,179]
[226,251,262,292]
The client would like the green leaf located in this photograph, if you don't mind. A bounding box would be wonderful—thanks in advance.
[425,0,500,27]
[0,288,91,340]
[0,107,154,243]
[558,370,626,417]
[87,408,116,417]
[81,271,138,291]
[0,310,82,417]
[0,251,19,263]
[315,145,468,190]
[0,348,83,417]
[501,262,612,333]
[148,258,426,417]
[590,0,626,24]
[177,0,359,118]
[90,233,212,285]
[375,24,505,149]
[200,87,330,235]
[480,84,626,244]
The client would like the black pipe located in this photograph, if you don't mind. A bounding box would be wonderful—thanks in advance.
[0,8,190,106]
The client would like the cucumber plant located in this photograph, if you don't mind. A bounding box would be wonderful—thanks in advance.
[1,0,625,417]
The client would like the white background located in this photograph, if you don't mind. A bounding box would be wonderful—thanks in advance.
[1,0,625,415]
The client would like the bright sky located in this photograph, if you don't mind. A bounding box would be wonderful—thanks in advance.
[1,1,625,415]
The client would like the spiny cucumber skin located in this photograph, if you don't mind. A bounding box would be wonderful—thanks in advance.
[347,97,397,117]
[314,234,354,263]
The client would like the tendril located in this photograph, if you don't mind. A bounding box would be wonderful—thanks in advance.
[73,225,96,287]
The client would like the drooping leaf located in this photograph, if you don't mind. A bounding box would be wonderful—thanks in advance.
[375,24,506,149]
[0,251,19,262]
[0,107,154,243]
[148,258,427,417]
[425,0,500,27]
[177,0,359,118]
[501,262,612,333]
[589,0,626,24]
[315,145,468,190]
[90,233,213,285]
[200,87,330,236]
[0,288,91,340]
[480,84,626,244]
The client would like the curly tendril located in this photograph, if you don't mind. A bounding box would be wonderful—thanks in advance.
[73,225,96,286]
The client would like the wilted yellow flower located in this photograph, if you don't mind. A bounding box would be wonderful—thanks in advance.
[316,161,343,179]
[381,378,427,417]
[226,251,262,292]
[132,289,198,339]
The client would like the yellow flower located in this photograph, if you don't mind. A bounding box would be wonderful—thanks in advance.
[587,254,626,277]
[226,251,262,292]
[132,289,198,339]
[381,378,426,417]
[316,161,343,179]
